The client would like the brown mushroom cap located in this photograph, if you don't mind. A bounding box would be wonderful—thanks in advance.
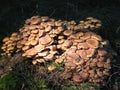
[63,30,73,36]
[38,51,49,57]
[86,48,95,57]
[97,62,104,67]
[2,37,9,42]
[32,60,37,65]
[72,73,83,83]
[30,18,41,25]
[77,50,87,59]
[44,54,54,60]
[23,47,39,57]
[36,58,45,63]
[98,50,107,57]
[77,43,89,49]
[86,38,99,48]
[91,34,102,41]
[22,45,30,51]
[47,65,56,71]
[11,32,18,37]
[30,40,38,46]
[39,34,52,45]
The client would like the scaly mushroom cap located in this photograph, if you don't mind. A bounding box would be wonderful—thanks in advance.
[39,34,52,45]
[86,38,99,48]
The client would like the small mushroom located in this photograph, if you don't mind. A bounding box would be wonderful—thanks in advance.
[34,44,45,52]
[72,73,83,83]
[91,34,102,41]
[45,26,52,32]
[39,34,52,45]
[23,48,37,57]
[77,42,89,49]
[32,60,37,65]
[22,45,30,51]
[38,30,44,37]
[11,32,18,37]
[86,38,99,48]
[2,37,9,42]
[98,50,107,57]
[30,18,41,25]
[97,62,104,67]
[62,40,73,48]
[44,54,54,60]
[86,48,95,57]
[63,30,73,36]
[38,51,49,57]
[36,58,45,63]
[77,50,87,59]
[47,65,56,71]
[31,29,38,34]
[30,40,38,46]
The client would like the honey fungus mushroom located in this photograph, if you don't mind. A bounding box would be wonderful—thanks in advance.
[1,16,112,87]
[55,31,112,85]
[1,32,20,56]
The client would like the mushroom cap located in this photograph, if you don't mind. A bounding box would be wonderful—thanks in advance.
[30,18,41,25]
[30,40,38,46]
[45,26,52,32]
[79,71,89,80]
[2,37,9,42]
[65,61,76,70]
[34,44,45,52]
[39,34,52,45]
[72,73,83,83]
[86,48,95,58]
[98,50,107,57]
[11,32,18,37]
[91,34,102,41]
[58,36,64,40]
[31,29,39,34]
[62,40,73,48]
[86,38,99,48]
[47,65,56,71]
[77,43,89,49]
[32,60,37,65]
[74,32,84,38]
[44,54,54,60]
[41,16,49,22]
[38,30,44,37]
[97,62,104,67]
[1,46,6,50]
[106,58,111,64]
[23,48,37,57]
[63,30,73,36]
[36,58,45,63]
[38,51,49,57]
[22,45,30,51]
[77,50,87,59]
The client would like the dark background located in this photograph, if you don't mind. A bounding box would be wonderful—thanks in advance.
[0,0,120,53]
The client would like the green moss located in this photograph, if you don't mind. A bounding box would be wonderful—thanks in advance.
[0,73,21,90]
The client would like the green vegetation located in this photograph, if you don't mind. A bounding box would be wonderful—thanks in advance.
[0,74,21,90]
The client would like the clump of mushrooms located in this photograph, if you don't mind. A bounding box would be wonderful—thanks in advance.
[1,16,112,86]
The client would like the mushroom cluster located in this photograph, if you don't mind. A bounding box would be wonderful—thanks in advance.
[57,32,111,85]
[1,32,20,56]
[1,16,111,86]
